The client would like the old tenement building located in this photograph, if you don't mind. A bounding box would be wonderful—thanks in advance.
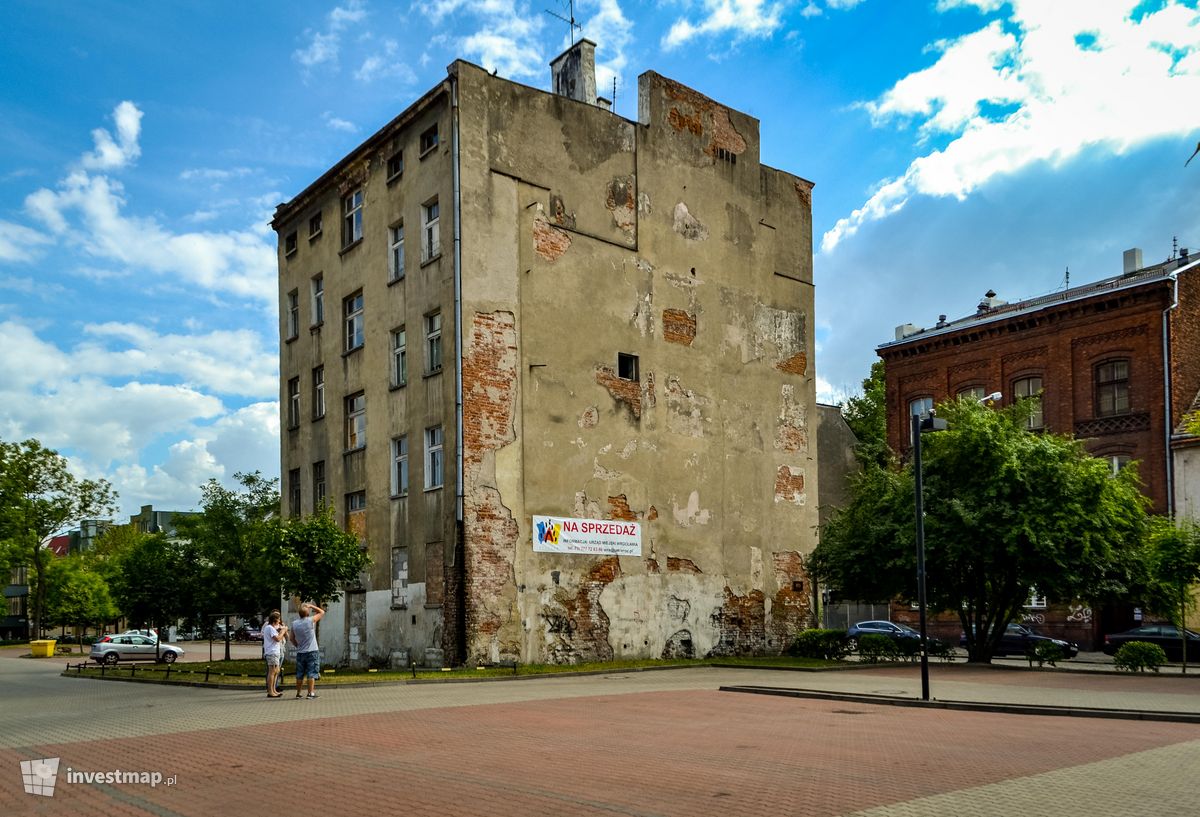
[272,42,819,667]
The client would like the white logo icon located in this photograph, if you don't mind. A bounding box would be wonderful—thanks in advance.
[21,758,60,797]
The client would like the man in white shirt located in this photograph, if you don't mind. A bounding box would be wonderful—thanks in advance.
[262,611,288,698]
[289,602,324,699]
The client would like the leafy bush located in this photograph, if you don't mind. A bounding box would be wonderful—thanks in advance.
[857,633,900,663]
[927,640,956,662]
[893,637,921,662]
[788,629,850,660]
[1113,641,1167,673]
[1026,641,1064,667]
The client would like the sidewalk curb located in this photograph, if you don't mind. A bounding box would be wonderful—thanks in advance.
[719,684,1200,723]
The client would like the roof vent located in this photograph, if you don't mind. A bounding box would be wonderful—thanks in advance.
[977,289,1007,313]
[1123,247,1142,275]
[1179,247,1190,268]
[894,323,921,340]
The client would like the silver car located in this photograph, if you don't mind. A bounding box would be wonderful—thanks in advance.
[90,635,183,665]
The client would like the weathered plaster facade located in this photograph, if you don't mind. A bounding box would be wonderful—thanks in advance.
[273,43,818,666]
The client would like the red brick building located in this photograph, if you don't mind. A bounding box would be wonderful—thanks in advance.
[877,248,1200,647]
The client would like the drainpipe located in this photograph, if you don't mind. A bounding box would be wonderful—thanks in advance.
[1163,271,1179,518]
[451,73,464,526]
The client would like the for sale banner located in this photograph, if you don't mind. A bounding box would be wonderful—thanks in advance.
[532,515,642,556]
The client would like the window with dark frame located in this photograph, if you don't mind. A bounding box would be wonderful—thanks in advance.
[309,211,323,239]
[288,468,301,516]
[1095,359,1130,417]
[419,124,439,155]
[287,377,300,428]
[617,352,638,382]
[346,392,366,450]
[313,460,326,509]
[342,188,363,247]
[387,151,403,180]
[285,231,298,256]
[1012,376,1044,429]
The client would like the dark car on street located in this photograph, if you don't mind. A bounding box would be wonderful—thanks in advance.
[959,623,1078,658]
[1102,624,1200,662]
[846,620,945,651]
[234,624,262,642]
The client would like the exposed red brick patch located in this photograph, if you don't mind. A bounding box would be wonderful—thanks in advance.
[645,558,660,573]
[662,309,697,346]
[706,105,747,158]
[533,214,571,261]
[769,551,813,648]
[793,180,812,208]
[462,312,521,662]
[774,385,808,453]
[608,495,637,521]
[595,366,642,420]
[774,465,806,505]
[776,351,807,375]
[606,176,635,234]
[667,106,702,136]
[579,406,599,429]
[549,556,621,662]
[667,556,702,573]
[709,587,767,656]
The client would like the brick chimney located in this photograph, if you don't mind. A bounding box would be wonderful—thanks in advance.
[550,39,597,106]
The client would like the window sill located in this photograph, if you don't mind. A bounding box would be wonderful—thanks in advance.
[386,172,402,185]
[285,335,298,344]
[343,345,364,358]
[311,413,325,422]
[387,274,406,287]
[308,230,322,242]
[389,382,407,392]
[285,248,298,259]
[424,603,443,609]
[339,238,363,257]
[390,604,408,611]
[310,321,324,331]
[424,485,444,493]
[287,424,300,432]
[418,145,438,160]
[390,493,408,500]
[420,253,441,268]
[344,446,366,456]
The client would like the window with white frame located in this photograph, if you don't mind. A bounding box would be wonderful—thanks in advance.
[1013,376,1044,429]
[391,327,407,386]
[425,425,444,489]
[425,312,442,373]
[1024,588,1047,609]
[286,290,299,339]
[342,188,363,247]
[1106,454,1132,475]
[1096,359,1130,417]
[422,199,440,262]
[908,396,934,419]
[346,490,366,513]
[312,366,325,419]
[311,274,324,325]
[392,436,409,496]
[956,385,985,401]
[344,291,364,352]
[389,223,405,282]
[287,377,300,429]
[346,392,366,450]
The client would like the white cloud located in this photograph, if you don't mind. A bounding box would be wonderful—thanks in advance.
[80,100,143,171]
[580,0,633,100]
[823,0,1200,253]
[663,0,785,50]
[423,0,547,79]
[355,39,418,84]
[825,0,865,8]
[0,219,52,262]
[179,167,254,182]
[936,0,1006,11]
[322,111,359,133]
[293,0,369,72]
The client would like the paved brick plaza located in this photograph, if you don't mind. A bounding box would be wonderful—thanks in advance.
[3,658,1198,816]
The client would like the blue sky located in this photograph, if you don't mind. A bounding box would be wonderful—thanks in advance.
[2,0,1199,519]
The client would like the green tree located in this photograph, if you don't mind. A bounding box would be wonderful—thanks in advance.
[173,472,280,622]
[111,531,185,659]
[840,360,891,468]
[1144,517,1200,664]
[44,556,117,646]
[0,439,117,638]
[272,506,370,609]
[812,397,1152,662]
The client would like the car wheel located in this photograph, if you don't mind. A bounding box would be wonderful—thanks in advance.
[162,652,177,664]
[103,652,119,665]
[845,637,858,653]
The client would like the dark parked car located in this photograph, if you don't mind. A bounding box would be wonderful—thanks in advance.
[846,620,945,651]
[1102,624,1200,662]
[959,623,1078,658]
[234,625,262,642]
[90,635,183,665]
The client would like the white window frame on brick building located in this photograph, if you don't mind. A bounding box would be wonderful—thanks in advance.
[389,222,405,282]
[908,396,934,419]
[425,312,442,374]
[1095,359,1130,417]
[421,198,439,262]
[391,435,409,496]
[1012,375,1044,429]
[346,392,366,451]
[344,290,364,352]
[342,188,363,247]
[425,425,443,490]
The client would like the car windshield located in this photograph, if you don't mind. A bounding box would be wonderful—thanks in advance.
[895,624,919,634]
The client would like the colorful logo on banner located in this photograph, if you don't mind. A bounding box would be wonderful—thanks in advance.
[536,519,561,545]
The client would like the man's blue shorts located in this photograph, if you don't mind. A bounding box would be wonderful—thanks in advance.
[295,650,320,680]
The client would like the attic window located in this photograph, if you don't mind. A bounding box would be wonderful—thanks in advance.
[716,147,737,165]
[617,353,639,382]
[386,151,403,181]
[419,125,439,157]
[284,231,298,256]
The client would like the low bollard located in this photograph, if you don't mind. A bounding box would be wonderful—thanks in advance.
[204,666,211,683]
[411,661,417,679]
[165,664,172,680]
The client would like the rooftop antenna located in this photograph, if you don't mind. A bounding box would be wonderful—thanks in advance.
[612,76,617,109]
[1063,266,1069,290]
[1172,235,1179,260]
[546,0,582,45]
